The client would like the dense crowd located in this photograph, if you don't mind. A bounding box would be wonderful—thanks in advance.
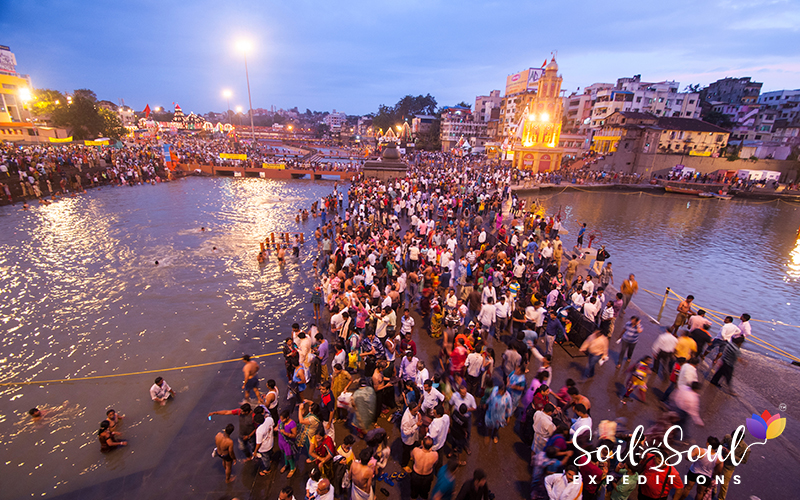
[193,154,752,500]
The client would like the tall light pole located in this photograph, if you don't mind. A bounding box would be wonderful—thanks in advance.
[222,89,232,124]
[236,40,256,143]
[236,106,243,127]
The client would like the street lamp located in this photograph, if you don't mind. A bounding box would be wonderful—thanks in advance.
[236,106,243,126]
[235,40,256,143]
[19,87,40,144]
[222,89,232,124]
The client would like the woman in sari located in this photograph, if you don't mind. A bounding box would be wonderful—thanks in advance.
[484,384,513,444]
[297,401,321,456]
[277,408,299,478]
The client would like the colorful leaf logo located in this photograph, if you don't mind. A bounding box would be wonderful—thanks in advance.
[746,410,786,440]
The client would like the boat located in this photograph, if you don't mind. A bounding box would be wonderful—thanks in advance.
[665,186,703,195]
[711,192,733,200]
[698,192,714,198]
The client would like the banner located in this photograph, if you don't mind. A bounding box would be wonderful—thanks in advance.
[220,153,247,160]
[85,139,109,146]
[262,163,285,170]
[689,150,712,157]
[49,136,73,143]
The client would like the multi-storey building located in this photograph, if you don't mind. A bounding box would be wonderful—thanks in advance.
[439,106,488,151]
[323,110,347,133]
[700,77,762,106]
[588,76,700,128]
[474,90,502,122]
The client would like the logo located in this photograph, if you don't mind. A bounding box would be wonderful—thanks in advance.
[746,410,786,440]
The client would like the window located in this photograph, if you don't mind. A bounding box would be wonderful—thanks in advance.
[658,97,664,103]
[755,135,762,140]
[677,100,683,105]
[689,100,695,104]
[636,97,642,103]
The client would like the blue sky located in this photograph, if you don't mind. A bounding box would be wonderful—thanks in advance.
[2,0,799,116]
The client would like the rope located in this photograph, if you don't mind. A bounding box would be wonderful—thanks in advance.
[0,351,282,387]
[661,288,800,363]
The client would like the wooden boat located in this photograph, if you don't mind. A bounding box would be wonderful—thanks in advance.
[698,192,714,198]
[665,186,703,195]
[711,192,733,200]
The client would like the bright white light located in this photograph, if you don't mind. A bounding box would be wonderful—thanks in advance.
[19,87,32,102]
[236,106,243,113]
[236,40,252,53]
[222,89,232,98]
[541,112,550,122]
[528,113,536,121]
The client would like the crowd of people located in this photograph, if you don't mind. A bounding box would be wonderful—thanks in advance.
[197,154,753,500]
[12,140,757,499]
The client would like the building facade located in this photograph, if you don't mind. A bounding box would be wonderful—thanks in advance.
[439,106,488,151]
[323,110,347,133]
[474,90,502,122]
[511,57,564,172]
[700,77,763,106]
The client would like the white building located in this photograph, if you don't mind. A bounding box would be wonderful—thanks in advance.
[323,109,347,132]
[474,90,502,122]
[588,75,700,129]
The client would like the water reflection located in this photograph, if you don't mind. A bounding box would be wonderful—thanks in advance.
[526,191,800,355]
[788,235,800,281]
[0,177,335,499]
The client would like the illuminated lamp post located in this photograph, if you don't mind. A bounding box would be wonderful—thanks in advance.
[235,40,256,143]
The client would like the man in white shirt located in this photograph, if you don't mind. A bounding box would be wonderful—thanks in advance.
[464,351,484,395]
[582,275,595,295]
[421,380,444,412]
[570,290,585,308]
[449,385,477,418]
[687,310,712,331]
[312,478,333,500]
[706,316,742,362]
[583,296,600,323]
[400,403,420,470]
[544,467,582,500]
[363,264,376,287]
[481,283,497,304]
[426,406,450,451]
[651,330,678,377]
[254,412,275,473]
[494,295,511,335]
[737,313,751,338]
[569,404,592,436]
[477,298,497,337]
[677,357,699,388]
[150,376,174,405]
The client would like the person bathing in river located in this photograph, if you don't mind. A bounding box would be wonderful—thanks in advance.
[277,245,286,264]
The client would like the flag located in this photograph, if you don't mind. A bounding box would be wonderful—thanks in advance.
[143,104,151,118]
[542,59,547,67]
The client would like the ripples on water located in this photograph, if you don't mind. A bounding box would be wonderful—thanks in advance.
[0,177,335,498]
[528,190,800,355]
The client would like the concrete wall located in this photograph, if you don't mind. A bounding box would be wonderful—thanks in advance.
[592,151,799,181]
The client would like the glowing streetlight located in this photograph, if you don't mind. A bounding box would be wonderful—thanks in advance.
[541,112,550,122]
[154,106,162,112]
[19,87,32,103]
[235,40,256,142]
[236,106,243,113]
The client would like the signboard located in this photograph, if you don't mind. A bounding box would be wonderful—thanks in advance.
[0,46,17,74]
[486,145,498,158]
[220,153,247,160]
[85,139,109,146]
[505,67,545,96]
[689,150,711,157]
[262,163,285,170]
[506,69,531,96]
[49,136,73,143]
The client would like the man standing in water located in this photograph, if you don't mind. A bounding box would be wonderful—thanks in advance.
[214,423,237,483]
[242,355,260,403]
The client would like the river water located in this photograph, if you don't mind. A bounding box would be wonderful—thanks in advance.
[2,179,800,498]
[0,177,333,499]
[525,188,800,357]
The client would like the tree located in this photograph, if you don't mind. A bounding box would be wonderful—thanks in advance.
[701,110,733,129]
[684,84,701,93]
[98,108,126,140]
[30,89,67,120]
[371,94,438,134]
[455,101,471,109]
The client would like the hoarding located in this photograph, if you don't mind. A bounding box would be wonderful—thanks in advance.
[262,163,285,170]
[505,68,545,95]
[220,153,247,160]
[0,45,17,74]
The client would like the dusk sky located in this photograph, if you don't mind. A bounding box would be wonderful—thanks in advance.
[2,0,799,116]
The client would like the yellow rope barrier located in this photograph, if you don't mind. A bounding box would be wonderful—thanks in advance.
[658,288,800,363]
[0,351,282,387]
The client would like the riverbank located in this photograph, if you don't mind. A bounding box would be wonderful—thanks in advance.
[511,180,800,202]
[34,188,800,500]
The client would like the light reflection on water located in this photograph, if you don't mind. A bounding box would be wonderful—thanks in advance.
[528,190,800,355]
[0,177,334,499]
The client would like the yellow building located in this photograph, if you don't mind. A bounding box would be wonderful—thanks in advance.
[0,72,32,123]
[511,57,564,172]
